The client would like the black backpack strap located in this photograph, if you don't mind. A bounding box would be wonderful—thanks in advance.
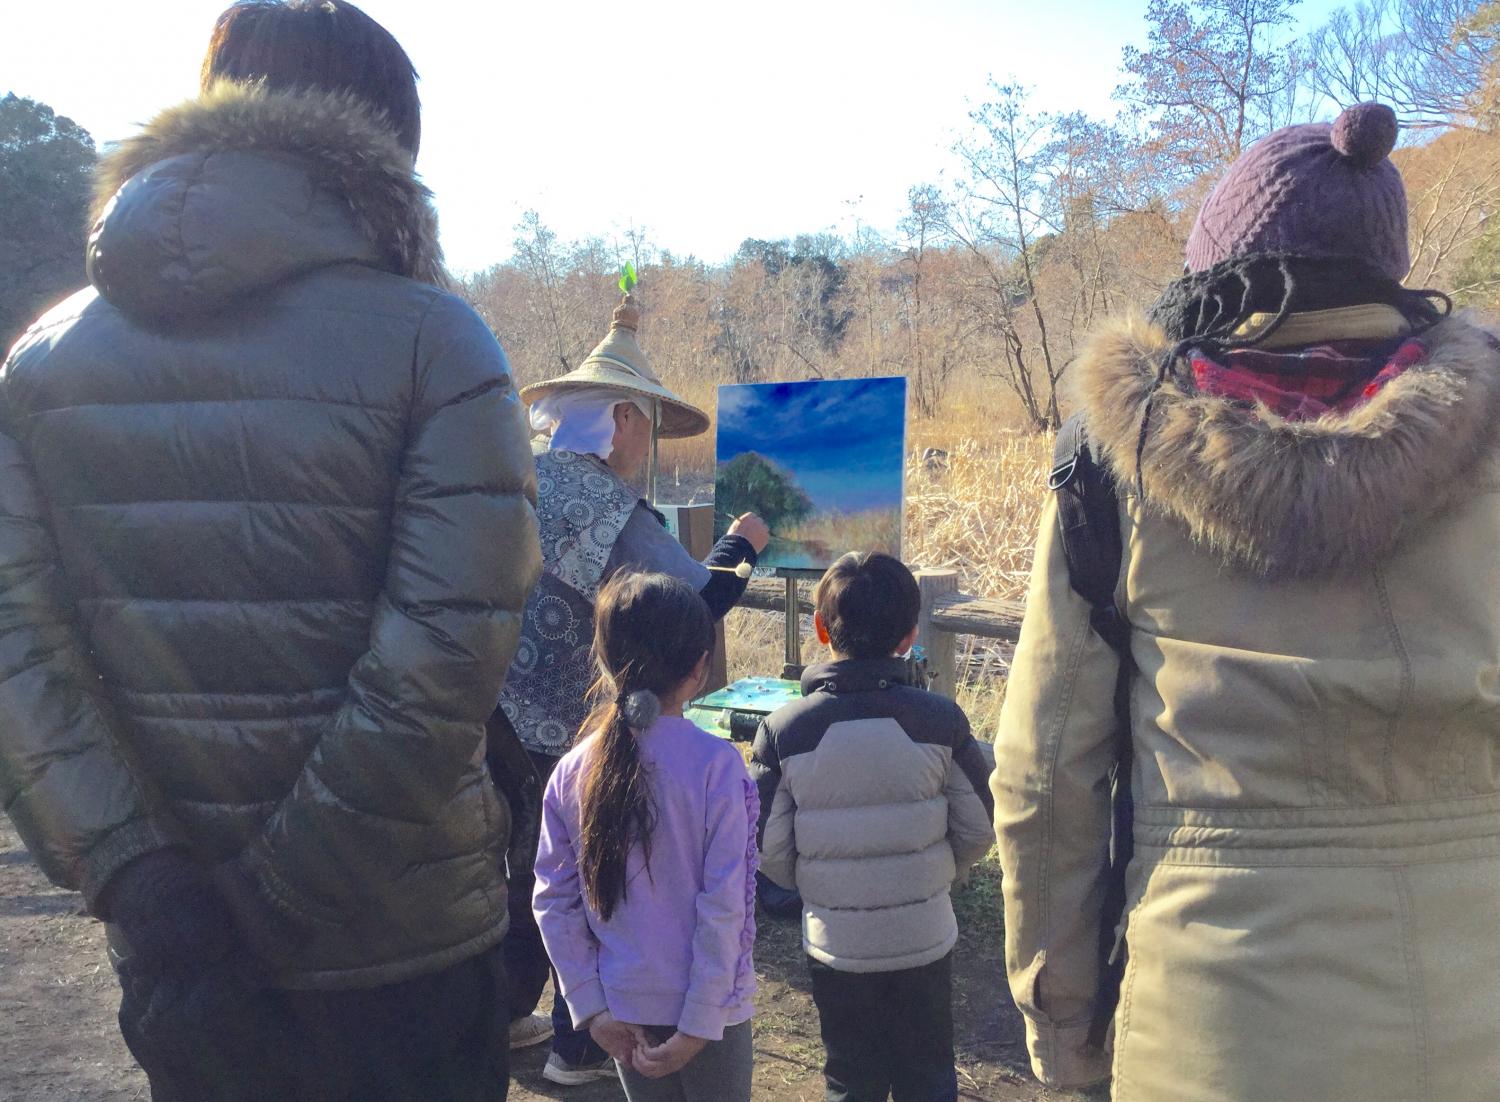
[1049,411,1134,1048]
[1050,413,1128,655]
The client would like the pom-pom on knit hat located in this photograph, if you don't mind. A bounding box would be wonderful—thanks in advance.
[519,292,709,438]
[1185,102,1410,281]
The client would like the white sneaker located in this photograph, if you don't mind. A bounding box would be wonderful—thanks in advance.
[541,1052,619,1085]
[508,1013,554,1050]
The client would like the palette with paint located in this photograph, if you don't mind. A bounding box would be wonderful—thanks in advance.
[687,677,803,740]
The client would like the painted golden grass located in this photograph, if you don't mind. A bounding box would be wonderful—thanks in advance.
[776,506,903,565]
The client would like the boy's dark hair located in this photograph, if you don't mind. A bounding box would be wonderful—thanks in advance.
[815,551,920,660]
[201,1,422,157]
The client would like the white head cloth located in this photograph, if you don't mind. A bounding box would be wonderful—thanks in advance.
[529,386,652,459]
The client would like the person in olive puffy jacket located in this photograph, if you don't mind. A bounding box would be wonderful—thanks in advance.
[0,4,539,1100]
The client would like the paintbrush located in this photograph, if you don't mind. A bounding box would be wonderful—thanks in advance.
[706,562,755,578]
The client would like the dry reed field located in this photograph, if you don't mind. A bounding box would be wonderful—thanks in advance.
[905,427,1051,736]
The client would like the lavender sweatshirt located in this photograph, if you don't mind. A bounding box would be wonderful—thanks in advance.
[533,716,758,1040]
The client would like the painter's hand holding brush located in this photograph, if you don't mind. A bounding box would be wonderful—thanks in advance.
[726,513,771,555]
[696,512,769,614]
[708,515,769,578]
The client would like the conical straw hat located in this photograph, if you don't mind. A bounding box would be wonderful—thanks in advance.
[519,294,709,438]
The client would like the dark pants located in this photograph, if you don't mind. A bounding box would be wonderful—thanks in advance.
[501,748,609,1067]
[119,947,510,1102]
[808,953,958,1102]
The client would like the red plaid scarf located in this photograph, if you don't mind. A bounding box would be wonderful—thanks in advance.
[1190,338,1428,422]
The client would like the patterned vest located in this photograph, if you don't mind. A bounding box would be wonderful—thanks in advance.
[500,449,639,754]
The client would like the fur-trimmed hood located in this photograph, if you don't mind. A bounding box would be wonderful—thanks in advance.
[1074,314,1500,578]
[87,81,446,320]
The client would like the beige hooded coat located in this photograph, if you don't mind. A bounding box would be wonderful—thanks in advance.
[994,311,1500,1101]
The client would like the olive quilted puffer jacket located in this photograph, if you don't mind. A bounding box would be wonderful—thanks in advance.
[0,83,540,989]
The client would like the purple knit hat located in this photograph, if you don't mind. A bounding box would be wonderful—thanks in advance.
[1186,103,1409,281]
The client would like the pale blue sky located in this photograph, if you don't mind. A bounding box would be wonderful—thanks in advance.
[3,0,1347,273]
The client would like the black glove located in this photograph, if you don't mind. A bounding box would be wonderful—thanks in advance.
[104,850,264,1075]
[122,953,260,1036]
[486,707,542,878]
[98,849,236,976]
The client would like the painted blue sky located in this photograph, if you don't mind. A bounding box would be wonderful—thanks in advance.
[716,377,906,514]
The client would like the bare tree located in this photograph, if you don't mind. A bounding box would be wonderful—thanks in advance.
[1398,125,1500,294]
[1397,0,1498,123]
[1309,0,1498,128]
[1040,113,1133,352]
[898,184,952,417]
[616,222,656,275]
[511,210,574,374]
[1308,0,1405,109]
[1119,0,1308,178]
[1476,2,1500,125]
[950,83,1066,428]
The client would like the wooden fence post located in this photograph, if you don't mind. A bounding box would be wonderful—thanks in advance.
[659,504,729,692]
[915,568,960,700]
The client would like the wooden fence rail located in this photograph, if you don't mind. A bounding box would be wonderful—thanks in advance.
[736,569,1024,700]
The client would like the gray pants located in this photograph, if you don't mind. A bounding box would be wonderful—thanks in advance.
[617,1020,753,1102]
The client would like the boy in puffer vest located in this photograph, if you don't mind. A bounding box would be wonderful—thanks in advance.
[750,552,995,1102]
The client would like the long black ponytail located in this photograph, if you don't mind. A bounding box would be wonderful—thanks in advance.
[576,572,713,921]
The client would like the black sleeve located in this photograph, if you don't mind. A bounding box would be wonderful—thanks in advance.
[485,708,542,878]
[747,719,782,847]
[698,534,758,620]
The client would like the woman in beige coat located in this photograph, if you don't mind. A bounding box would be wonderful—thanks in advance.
[994,103,1500,1101]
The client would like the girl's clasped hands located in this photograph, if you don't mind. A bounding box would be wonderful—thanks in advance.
[588,1012,709,1079]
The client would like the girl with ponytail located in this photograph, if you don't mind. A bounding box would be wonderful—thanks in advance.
[533,572,758,1101]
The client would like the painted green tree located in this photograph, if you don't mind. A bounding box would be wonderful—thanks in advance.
[715,452,814,531]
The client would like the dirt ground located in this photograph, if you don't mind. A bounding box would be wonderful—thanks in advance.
[0,819,1104,1101]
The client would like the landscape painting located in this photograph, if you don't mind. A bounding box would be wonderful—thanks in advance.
[715,377,906,572]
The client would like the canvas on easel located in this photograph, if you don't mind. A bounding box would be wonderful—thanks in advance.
[714,376,906,572]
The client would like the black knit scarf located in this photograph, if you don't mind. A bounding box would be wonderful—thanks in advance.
[1131,254,1451,497]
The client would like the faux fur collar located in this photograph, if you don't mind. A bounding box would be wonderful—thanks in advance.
[92,81,447,288]
[1074,314,1500,577]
